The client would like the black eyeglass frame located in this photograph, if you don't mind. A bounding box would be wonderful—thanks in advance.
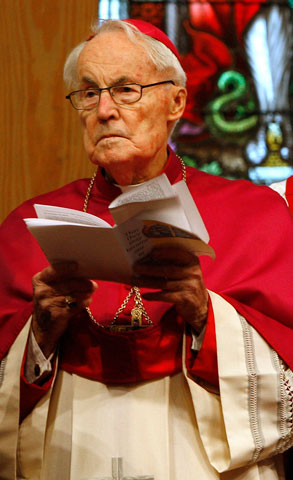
[65,80,175,110]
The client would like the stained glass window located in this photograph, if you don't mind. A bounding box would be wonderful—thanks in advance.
[98,0,293,184]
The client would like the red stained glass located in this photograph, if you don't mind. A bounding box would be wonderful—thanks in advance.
[126,1,293,183]
[130,2,165,29]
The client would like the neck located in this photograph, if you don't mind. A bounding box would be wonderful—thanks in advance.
[86,149,185,207]
[103,150,169,186]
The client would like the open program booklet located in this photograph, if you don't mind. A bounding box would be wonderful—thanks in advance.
[24,174,215,283]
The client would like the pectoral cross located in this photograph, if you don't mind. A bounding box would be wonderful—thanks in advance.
[96,457,154,480]
[131,305,143,326]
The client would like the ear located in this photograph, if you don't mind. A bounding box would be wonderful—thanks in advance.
[168,85,187,122]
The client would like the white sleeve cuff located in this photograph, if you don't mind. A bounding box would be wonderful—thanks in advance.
[24,328,55,384]
[191,324,207,351]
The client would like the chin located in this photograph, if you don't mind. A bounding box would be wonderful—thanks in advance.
[93,145,135,166]
[88,151,132,180]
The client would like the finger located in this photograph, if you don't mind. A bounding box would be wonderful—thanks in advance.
[139,247,199,267]
[33,266,97,292]
[51,261,79,274]
[142,282,207,300]
[142,286,209,329]
[133,262,194,280]
[33,276,98,306]
[136,276,201,293]
[35,262,78,284]
[141,289,200,306]
[37,291,94,312]
[131,275,167,290]
[47,278,98,295]
[141,290,178,303]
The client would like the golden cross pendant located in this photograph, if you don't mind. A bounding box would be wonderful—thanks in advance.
[131,305,143,326]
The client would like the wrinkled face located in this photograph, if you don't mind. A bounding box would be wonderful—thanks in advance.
[76,30,186,185]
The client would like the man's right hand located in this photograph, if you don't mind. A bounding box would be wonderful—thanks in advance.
[32,262,97,357]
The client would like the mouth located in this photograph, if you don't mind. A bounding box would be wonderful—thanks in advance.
[99,134,122,141]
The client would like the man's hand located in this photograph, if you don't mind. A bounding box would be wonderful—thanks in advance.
[132,246,209,333]
[32,262,97,357]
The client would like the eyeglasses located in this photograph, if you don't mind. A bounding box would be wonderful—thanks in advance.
[66,80,175,110]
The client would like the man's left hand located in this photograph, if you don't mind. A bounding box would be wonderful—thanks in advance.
[132,246,209,333]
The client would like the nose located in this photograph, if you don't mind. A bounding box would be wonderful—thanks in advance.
[95,89,119,121]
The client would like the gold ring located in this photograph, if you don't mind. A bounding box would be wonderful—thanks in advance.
[64,295,78,310]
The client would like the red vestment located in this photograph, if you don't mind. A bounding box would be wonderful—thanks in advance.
[286,176,293,214]
[0,150,292,398]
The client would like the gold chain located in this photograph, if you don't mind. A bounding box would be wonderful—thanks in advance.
[179,155,186,183]
[84,155,186,330]
[83,170,97,213]
[113,286,151,326]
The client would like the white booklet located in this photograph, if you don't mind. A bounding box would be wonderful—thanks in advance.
[24,174,215,283]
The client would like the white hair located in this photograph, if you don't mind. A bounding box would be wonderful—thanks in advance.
[63,19,186,90]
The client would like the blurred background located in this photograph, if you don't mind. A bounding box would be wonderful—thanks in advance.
[1,0,292,222]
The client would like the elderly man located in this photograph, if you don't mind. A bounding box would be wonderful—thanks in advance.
[0,19,293,480]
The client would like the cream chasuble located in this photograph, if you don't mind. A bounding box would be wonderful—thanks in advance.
[0,292,292,480]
